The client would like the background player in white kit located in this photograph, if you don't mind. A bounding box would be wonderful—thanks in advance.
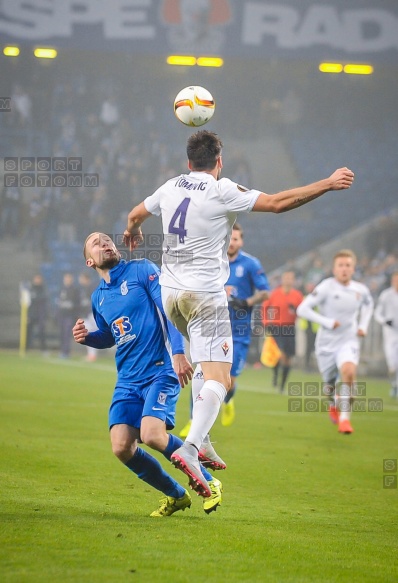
[297,250,374,434]
[124,130,354,496]
[374,271,398,398]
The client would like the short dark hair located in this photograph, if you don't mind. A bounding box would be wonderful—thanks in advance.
[232,222,243,237]
[186,130,223,171]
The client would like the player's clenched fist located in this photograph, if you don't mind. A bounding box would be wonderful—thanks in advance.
[73,318,89,343]
[329,167,355,190]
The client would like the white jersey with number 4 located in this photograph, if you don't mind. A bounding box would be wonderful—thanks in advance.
[296,277,374,353]
[144,172,261,292]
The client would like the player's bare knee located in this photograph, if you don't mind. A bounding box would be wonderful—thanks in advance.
[140,432,164,451]
[225,377,233,392]
[340,365,356,384]
[201,362,231,389]
[142,435,161,450]
[140,416,169,451]
[140,424,166,451]
[214,371,231,390]
[111,438,136,460]
[111,443,128,460]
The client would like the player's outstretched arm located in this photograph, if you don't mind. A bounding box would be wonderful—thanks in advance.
[123,202,152,250]
[252,167,355,214]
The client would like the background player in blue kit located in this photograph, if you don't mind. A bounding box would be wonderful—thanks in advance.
[180,222,269,435]
[72,232,223,516]
[222,223,269,425]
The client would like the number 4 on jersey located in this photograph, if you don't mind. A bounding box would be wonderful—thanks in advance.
[168,197,191,243]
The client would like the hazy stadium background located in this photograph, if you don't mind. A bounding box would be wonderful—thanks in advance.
[1,0,397,375]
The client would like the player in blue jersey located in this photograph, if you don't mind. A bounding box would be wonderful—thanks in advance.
[72,232,223,516]
[179,222,269,435]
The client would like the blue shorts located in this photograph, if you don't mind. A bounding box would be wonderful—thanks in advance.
[231,341,250,377]
[109,373,180,431]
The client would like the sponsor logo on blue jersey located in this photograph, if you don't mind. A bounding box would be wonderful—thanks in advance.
[112,316,137,346]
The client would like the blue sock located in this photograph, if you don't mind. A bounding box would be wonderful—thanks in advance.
[125,447,185,499]
[163,433,213,482]
[224,383,236,403]
[163,433,183,459]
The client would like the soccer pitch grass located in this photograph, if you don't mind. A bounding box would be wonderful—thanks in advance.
[1,351,397,583]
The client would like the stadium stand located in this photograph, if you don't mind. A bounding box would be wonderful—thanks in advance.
[1,53,397,353]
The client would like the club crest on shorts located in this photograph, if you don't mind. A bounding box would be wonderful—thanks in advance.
[157,392,167,405]
[221,341,230,356]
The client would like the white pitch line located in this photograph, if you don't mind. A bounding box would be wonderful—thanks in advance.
[42,359,398,411]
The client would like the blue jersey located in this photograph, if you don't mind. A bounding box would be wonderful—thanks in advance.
[227,251,269,344]
[84,259,184,384]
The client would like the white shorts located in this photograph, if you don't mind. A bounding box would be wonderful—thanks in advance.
[316,339,360,383]
[161,286,233,365]
[383,327,398,371]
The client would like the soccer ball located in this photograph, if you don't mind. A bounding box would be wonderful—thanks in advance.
[174,86,215,127]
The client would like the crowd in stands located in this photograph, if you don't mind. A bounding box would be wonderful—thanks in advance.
[0,63,192,255]
[1,55,397,357]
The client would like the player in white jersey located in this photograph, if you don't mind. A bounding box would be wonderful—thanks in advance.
[297,250,374,434]
[123,130,354,496]
[374,272,398,398]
